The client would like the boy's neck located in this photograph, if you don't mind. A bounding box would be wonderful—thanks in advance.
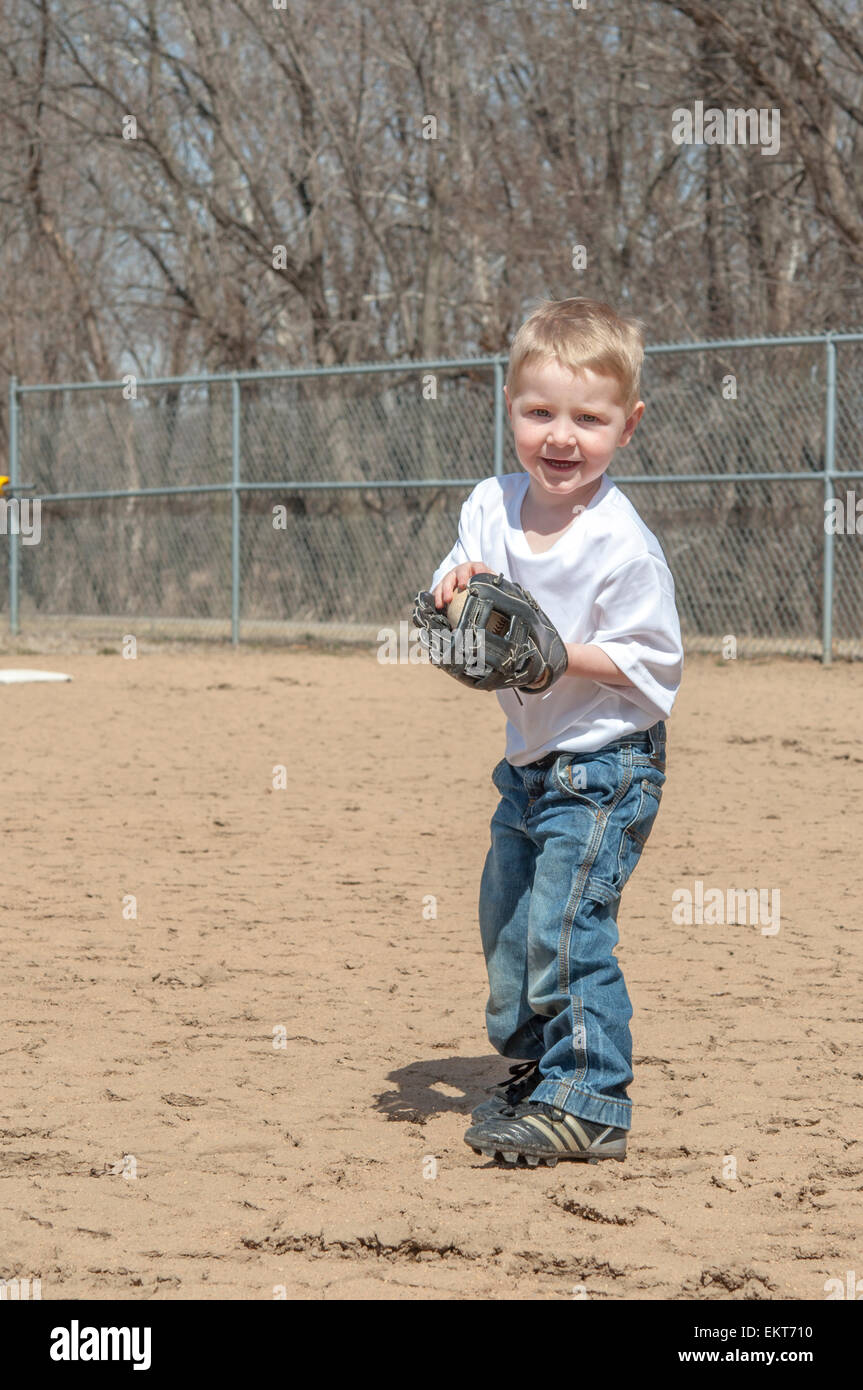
[524,473,604,523]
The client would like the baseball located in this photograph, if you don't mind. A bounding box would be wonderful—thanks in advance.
[447,587,469,628]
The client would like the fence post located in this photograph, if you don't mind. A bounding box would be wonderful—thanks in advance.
[231,376,241,645]
[493,360,504,476]
[8,375,19,636]
[821,336,837,665]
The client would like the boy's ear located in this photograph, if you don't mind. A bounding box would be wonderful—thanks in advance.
[617,400,645,447]
[503,385,513,419]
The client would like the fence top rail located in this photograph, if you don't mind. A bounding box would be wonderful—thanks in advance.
[19,467,860,505]
[10,331,863,395]
[647,331,863,354]
[14,356,508,395]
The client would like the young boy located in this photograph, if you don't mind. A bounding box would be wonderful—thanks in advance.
[426,297,684,1167]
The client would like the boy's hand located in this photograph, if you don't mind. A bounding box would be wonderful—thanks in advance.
[433,561,490,610]
[413,570,568,695]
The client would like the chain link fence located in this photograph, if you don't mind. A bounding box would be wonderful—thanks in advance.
[2,333,861,657]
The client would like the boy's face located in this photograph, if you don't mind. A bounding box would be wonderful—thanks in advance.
[505,357,644,509]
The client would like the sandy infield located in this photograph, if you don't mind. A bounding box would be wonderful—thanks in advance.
[1,642,861,1300]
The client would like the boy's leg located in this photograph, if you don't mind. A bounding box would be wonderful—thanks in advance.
[478,758,546,1061]
[525,725,667,1132]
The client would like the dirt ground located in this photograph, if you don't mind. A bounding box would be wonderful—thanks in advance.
[1,639,861,1301]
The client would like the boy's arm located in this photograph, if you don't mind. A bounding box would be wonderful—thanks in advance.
[562,554,684,709]
[428,482,487,593]
[563,643,635,686]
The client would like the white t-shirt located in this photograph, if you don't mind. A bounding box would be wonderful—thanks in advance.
[430,471,684,764]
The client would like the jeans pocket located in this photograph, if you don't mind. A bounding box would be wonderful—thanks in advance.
[549,753,616,815]
[616,778,663,889]
[491,757,511,792]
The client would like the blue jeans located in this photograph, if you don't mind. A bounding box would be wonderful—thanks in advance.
[478,722,667,1131]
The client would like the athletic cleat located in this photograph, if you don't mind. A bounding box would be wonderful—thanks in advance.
[470,1060,542,1122]
[464,1099,627,1165]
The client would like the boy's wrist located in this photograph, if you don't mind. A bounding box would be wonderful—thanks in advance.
[563,642,634,687]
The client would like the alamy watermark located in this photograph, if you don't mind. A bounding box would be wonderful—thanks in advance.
[672,880,780,935]
[0,497,41,544]
[824,1271,862,1299]
[50,1322,151,1369]
[824,492,863,534]
[672,101,780,157]
[0,1277,42,1299]
[378,621,487,672]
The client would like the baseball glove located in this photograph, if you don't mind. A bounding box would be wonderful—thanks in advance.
[412,571,568,693]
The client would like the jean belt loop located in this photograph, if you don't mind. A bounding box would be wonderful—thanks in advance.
[649,719,665,767]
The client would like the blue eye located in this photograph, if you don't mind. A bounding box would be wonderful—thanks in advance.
[529,409,600,423]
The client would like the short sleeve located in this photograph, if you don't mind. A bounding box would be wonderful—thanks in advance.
[429,483,486,589]
[589,555,684,716]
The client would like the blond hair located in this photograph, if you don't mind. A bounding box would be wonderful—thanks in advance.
[506,298,645,414]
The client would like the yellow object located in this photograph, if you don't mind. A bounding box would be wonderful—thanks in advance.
[0,476,9,492]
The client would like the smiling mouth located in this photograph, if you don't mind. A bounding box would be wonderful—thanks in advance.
[541,457,580,472]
